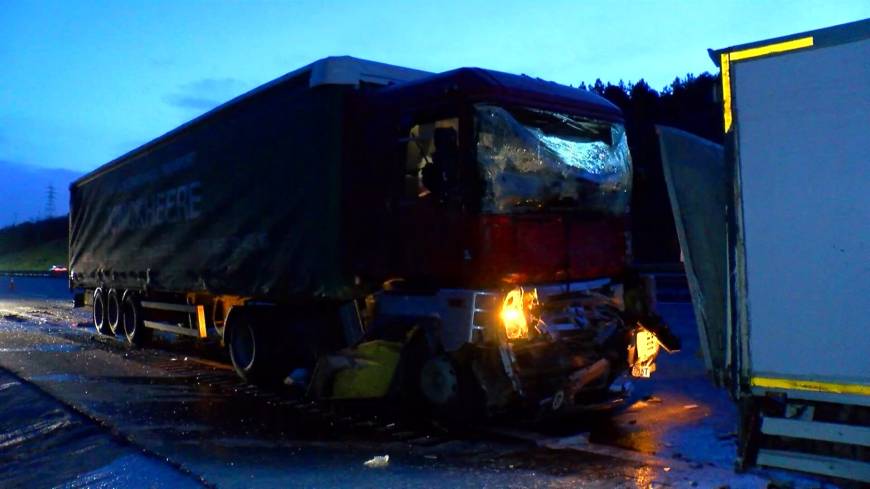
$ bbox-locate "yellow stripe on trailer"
[729,36,814,61]
[751,376,870,396]
[720,53,733,132]
[720,36,814,133]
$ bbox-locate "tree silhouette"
[581,72,722,264]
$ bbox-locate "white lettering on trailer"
[106,180,203,233]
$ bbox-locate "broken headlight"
[628,325,662,378]
[499,287,541,340]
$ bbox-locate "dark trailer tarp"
[70,57,430,300]
[70,80,351,298]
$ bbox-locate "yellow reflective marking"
[721,53,732,132]
[719,36,813,133]
[751,376,870,396]
[729,36,814,61]
[196,305,207,338]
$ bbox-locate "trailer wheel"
[106,289,121,335]
[93,288,112,335]
[226,314,284,386]
[121,293,151,347]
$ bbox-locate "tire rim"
[122,300,137,339]
[93,291,105,332]
[231,323,256,371]
[107,292,120,334]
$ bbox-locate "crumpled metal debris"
[363,455,390,468]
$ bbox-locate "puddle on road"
[59,453,201,489]
[0,312,27,322]
[28,373,88,383]
[0,418,72,449]
[0,370,199,488]
[34,343,84,353]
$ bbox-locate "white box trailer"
[659,18,870,482]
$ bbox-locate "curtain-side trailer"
[71,56,676,419]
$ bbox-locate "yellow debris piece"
[331,340,403,399]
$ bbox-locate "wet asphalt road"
[0,369,200,488]
[0,276,830,488]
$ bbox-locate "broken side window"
[403,118,460,200]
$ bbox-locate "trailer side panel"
[70,83,350,299]
[732,39,870,384]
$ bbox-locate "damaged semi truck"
[70,56,676,419]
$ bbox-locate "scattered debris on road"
[363,455,390,468]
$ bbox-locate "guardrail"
[0,271,66,278]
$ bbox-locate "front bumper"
[469,285,670,415]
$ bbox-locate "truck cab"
[353,68,630,288]
[333,67,673,415]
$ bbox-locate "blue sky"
[1,0,868,173]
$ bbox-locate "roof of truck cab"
[73,56,431,187]
[372,67,623,122]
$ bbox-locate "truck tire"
[121,293,152,347]
[399,339,485,425]
[419,355,459,407]
[226,314,284,386]
[93,288,112,335]
[420,354,484,425]
[106,289,121,335]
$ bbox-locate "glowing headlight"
[500,287,538,340]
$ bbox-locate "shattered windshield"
[475,104,631,215]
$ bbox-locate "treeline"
[581,73,723,264]
[0,216,67,256]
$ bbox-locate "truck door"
[395,115,471,285]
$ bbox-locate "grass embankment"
[0,238,67,271]
[0,216,68,271]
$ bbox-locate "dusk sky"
[2,1,868,174]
